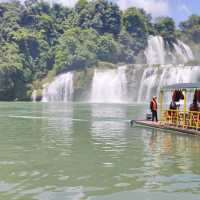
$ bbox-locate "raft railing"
[161,109,200,130]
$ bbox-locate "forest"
[0,0,200,100]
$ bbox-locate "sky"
[1,0,200,25]
[112,0,200,25]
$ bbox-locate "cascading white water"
[90,66,127,103]
[136,35,196,102]
[144,36,166,65]
[145,36,194,65]
[31,90,37,102]
[137,66,200,102]
[42,72,74,102]
[137,67,159,102]
[173,40,194,64]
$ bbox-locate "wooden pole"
[183,89,187,127]
[160,90,164,122]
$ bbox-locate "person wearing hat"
[150,96,158,122]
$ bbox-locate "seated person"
[189,99,200,127]
[189,99,199,112]
[168,101,177,122]
[170,101,177,110]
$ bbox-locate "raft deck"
[134,120,200,136]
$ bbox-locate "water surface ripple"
[0,102,200,200]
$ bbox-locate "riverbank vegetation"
[0,0,200,100]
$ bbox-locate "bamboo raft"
[133,120,200,136]
[133,83,200,137]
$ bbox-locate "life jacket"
[150,99,157,111]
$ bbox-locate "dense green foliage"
[154,17,176,46]
[180,15,200,43]
[0,0,199,100]
[77,0,121,35]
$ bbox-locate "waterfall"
[39,36,196,103]
[42,72,74,102]
[137,66,200,102]
[31,90,37,102]
[136,35,196,102]
[137,67,159,102]
[90,66,127,103]
[145,35,194,65]
[145,36,166,65]
[173,40,194,64]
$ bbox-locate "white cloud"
[116,0,169,17]
[178,3,191,15]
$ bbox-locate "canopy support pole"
[160,90,164,121]
[183,89,187,127]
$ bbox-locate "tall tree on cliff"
[154,16,176,46]
[77,0,121,35]
[180,15,200,43]
[122,7,153,56]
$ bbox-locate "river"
[0,102,200,200]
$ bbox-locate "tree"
[122,7,153,57]
[51,3,72,27]
[117,30,135,63]
[24,0,38,8]
[78,0,121,35]
[96,34,120,62]
[0,43,26,100]
[20,2,57,45]
[154,17,176,44]
[0,1,22,43]
[59,11,79,31]
[123,7,153,37]
[11,28,51,79]
[54,28,98,73]
[180,15,200,43]
[75,0,89,13]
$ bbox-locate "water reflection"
[41,103,73,147]
[64,103,146,197]
[141,128,200,192]
[91,104,128,152]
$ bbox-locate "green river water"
[0,102,200,200]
